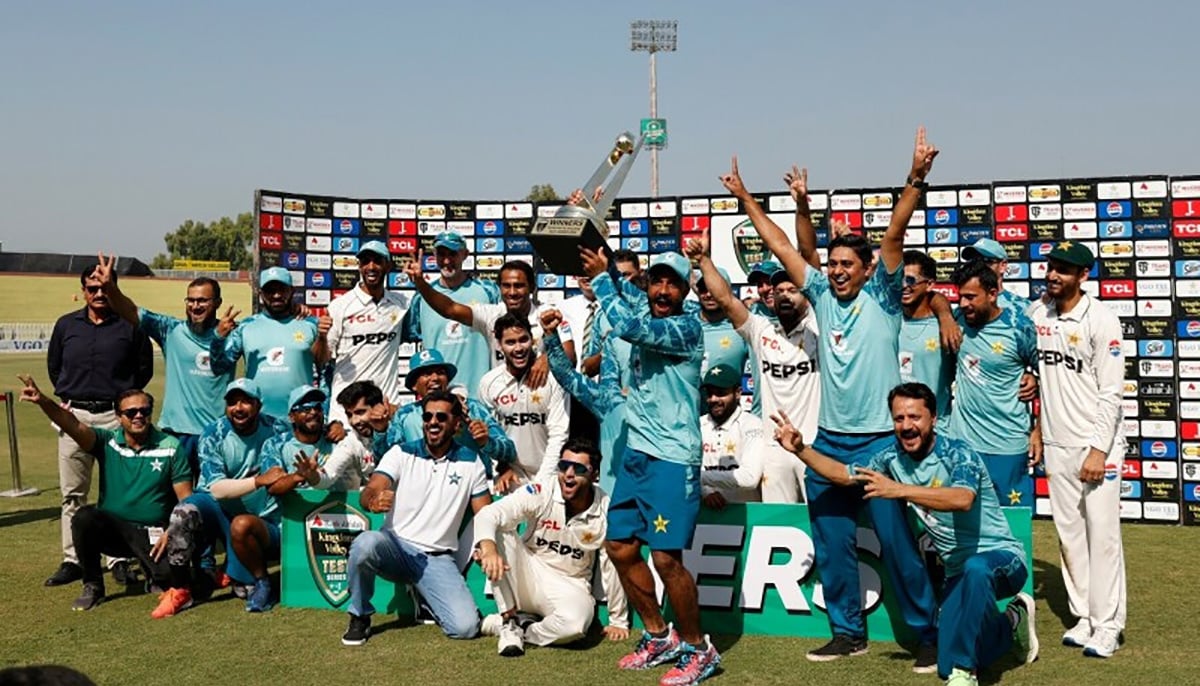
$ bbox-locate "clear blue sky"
[3,0,1198,260]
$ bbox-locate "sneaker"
[411,588,437,625]
[912,642,938,674]
[342,614,371,646]
[1062,618,1092,648]
[806,635,868,662]
[151,587,194,619]
[45,562,83,587]
[71,582,105,611]
[1083,627,1121,658]
[110,560,131,586]
[245,578,273,613]
[946,667,978,686]
[480,613,504,637]
[498,619,525,657]
[618,625,684,670]
[1008,592,1039,664]
[232,582,253,600]
[660,638,721,686]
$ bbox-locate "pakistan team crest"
[305,500,370,606]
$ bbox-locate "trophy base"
[529,211,610,277]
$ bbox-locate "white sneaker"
[1083,627,1121,658]
[1062,618,1092,648]
[480,613,503,637]
[498,619,525,657]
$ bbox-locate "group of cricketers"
[22,126,1129,686]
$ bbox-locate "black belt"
[66,400,114,413]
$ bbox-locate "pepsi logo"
[340,220,354,233]
[934,209,950,225]
[1150,441,1168,457]
[312,273,326,286]
[1106,201,1123,217]
[482,221,498,235]
[1189,321,1200,337]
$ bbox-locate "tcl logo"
[389,238,416,253]
[995,224,1028,241]
[1121,461,1141,479]
[930,283,959,302]
[259,231,283,249]
[1100,280,1135,298]
[1174,221,1200,237]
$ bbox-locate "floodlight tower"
[630,19,677,198]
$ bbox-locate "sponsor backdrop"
[256,177,1196,525]
[279,490,1033,640]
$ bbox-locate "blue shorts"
[978,452,1033,507]
[607,448,700,550]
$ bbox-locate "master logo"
[305,500,369,607]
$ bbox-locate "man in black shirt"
[44,261,153,587]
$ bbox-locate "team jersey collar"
[709,403,743,431]
[550,478,605,521]
[408,439,469,463]
[1050,292,1094,322]
[111,425,168,451]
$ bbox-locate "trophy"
[529,131,645,275]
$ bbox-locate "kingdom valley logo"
[731,219,769,275]
[305,501,369,607]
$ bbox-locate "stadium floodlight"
[630,20,677,197]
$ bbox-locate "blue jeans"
[347,530,480,639]
[184,492,279,585]
[938,549,1026,679]
[806,429,938,644]
[978,452,1033,507]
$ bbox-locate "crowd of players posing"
[23,128,1129,686]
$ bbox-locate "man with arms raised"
[580,247,720,686]
[210,267,327,420]
[19,378,193,617]
[720,131,938,666]
[401,231,501,395]
[687,231,814,503]
[479,314,569,491]
[772,382,1038,685]
[342,390,492,645]
[320,241,409,425]
[474,438,628,656]
[1030,241,1127,658]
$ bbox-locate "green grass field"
[0,278,1198,684]
[0,274,253,324]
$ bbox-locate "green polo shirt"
[87,427,191,526]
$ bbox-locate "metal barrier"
[0,391,38,497]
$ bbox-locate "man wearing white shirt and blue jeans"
[342,390,492,645]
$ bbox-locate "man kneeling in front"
[474,437,629,656]
[342,390,492,645]
[772,382,1038,686]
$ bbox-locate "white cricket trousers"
[1045,442,1127,633]
[493,531,594,646]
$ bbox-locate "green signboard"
[640,118,667,148]
[280,491,1033,641]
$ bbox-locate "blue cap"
[962,238,1007,262]
[694,266,730,290]
[287,385,326,412]
[224,378,262,401]
[405,349,459,390]
[747,260,782,283]
[259,266,293,288]
[647,252,692,285]
[702,363,742,389]
[357,240,391,261]
[433,232,468,252]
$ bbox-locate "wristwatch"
[906,175,928,191]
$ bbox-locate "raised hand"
[784,165,809,207]
[468,419,489,446]
[16,374,43,404]
[910,125,939,181]
[539,307,563,335]
[93,252,117,289]
[317,314,332,339]
[683,227,709,260]
[578,246,607,278]
[217,306,241,337]
[829,217,854,239]
[404,250,424,284]
[769,410,805,455]
[567,188,585,206]
[718,156,748,199]
[293,450,321,485]
[367,401,395,431]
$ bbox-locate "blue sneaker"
[245,577,273,613]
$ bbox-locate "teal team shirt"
[948,307,1038,454]
[802,263,904,434]
[701,317,749,377]
[899,314,954,434]
[858,436,1024,576]
[209,313,319,420]
[998,289,1033,316]
[196,414,286,522]
[139,308,233,436]
[592,273,703,466]
[403,277,500,397]
[260,432,336,482]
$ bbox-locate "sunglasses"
[422,411,451,422]
[120,406,152,419]
[901,276,932,289]
[557,459,591,476]
[291,401,323,414]
[84,286,103,294]
[184,297,214,305]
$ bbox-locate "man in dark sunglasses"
[18,377,192,616]
[259,385,349,493]
[44,257,153,588]
[473,438,628,657]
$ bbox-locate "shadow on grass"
[1034,557,1073,631]
[0,506,60,529]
